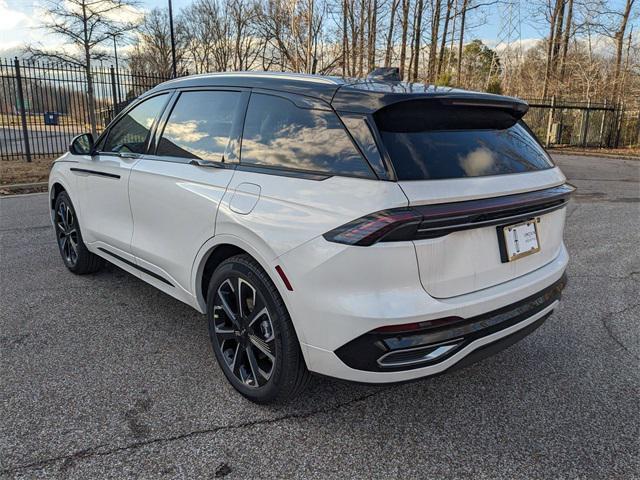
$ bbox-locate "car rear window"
[374,101,553,181]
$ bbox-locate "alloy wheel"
[55,200,79,266]
[212,276,276,388]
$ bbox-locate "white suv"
[49,72,572,403]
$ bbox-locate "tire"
[206,254,311,404]
[53,191,103,274]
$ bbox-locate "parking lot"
[1,154,638,479]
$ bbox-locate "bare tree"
[411,0,425,80]
[384,0,401,66]
[456,0,470,84]
[129,8,187,77]
[26,0,140,136]
[610,0,636,101]
[399,0,411,79]
[428,0,442,81]
[436,0,455,80]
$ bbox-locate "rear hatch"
[373,97,569,298]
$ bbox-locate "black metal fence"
[1,57,639,163]
[1,57,170,161]
[523,97,640,150]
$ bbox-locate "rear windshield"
[374,103,553,181]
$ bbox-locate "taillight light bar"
[321,209,422,247]
[323,183,575,246]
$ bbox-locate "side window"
[240,93,373,177]
[156,90,241,161]
[102,94,169,154]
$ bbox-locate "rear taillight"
[322,209,421,246]
[323,184,575,247]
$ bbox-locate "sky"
[0,0,634,59]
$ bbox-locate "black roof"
[147,71,528,115]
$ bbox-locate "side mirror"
[69,133,94,155]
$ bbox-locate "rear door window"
[156,90,242,161]
[240,93,374,178]
[374,101,553,181]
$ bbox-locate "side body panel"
[72,153,138,260]
[216,172,409,259]
[128,159,236,293]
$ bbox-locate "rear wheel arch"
[199,243,246,307]
[193,238,304,343]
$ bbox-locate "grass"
[0,156,55,195]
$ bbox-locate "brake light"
[322,209,421,246]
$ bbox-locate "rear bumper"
[294,245,568,383]
[335,274,565,373]
[305,300,559,384]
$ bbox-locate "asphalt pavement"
[1,154,639,479]
[0,127,78,157]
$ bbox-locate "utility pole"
[168,0,177,78]
[111,33,120,73]
[111,33,120,104]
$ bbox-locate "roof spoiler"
[374,96,530,132]
[438,96,529,118]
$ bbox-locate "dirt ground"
[0,156,54,194]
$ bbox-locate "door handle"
[118,152,139,159]
[189,159,224,168]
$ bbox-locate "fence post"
[636,108,640,146]
[614,102,623,148]
[110,66,118,120]
[545,96,556,148]
[14,57,32,163]
[581,99,591,147]
[598,99,607,147]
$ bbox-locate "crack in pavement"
[1,387,392,475]
[598,302,640,361]
[569,272,640,281]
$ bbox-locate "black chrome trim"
[69,168,120,179]
[236,164,332,181]
[98,248,173,287]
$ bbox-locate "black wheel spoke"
[215,329,237,343]
[233,346,246,377]
[246,347,264,386]
[217,282,241,329]
[247,296,267,328]
[57,204,66,229]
